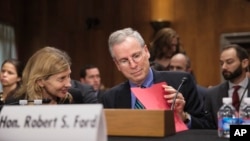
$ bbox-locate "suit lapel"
[247,78,250,97]
[115,82,132,108]
[217,82,229,107]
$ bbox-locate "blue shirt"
[129,68,154,109]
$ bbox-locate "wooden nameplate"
[104,109,175,137]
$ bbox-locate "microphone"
[5,99,51,105]
[171,77,188,110]
[41,98,51,104]
[0,99,52,111]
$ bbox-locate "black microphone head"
[42,98,51,104]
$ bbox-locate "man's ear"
[242,59,249,70]
[113,59,122,71]
[187,68,192,74]
[144,45,151,59]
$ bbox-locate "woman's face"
[163,36,179,58]
[39,67,72,99]
[171,37,178,53]
[0,62,20,88]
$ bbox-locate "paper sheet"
[131,82,188,132]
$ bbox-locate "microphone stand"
[171,77,187,110]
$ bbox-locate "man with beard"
[204,44,250,128]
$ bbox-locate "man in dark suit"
[79,64,106,102]
[205,44,250,128]
[101,27,206,129]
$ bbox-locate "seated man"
[205,44,250,129]
[79,64,106,102]
[101,27,208,129]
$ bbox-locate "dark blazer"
[197,84,208,101]
[67,87,84,104]
[101,69,205,128]
[204,80,250,128]
[96,90,106,103]
[70,80,98,103]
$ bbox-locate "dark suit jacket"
[197,84,208,101]
[101,69,205,128]
[204,80,250,128]
[70,80,98,103]
[67,87,84,104]
[96,90,106,103]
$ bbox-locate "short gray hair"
[108,27,145,57]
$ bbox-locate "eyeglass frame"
[114,48,145,67]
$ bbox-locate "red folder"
[131,82,188,132]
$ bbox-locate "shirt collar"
[228,76,249,89]
[129,68,154,88]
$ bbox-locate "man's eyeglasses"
[116,50,144,66]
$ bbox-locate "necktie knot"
[140,85,146,88]
[233,85,241,91]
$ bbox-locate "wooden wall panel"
[2,0,250,88]
[0,0,18,24]
[174,0,219,87]
[174,0,250,87]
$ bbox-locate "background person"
[168,53,208,101]
[80,64,106,102]
[205,44,250,129]
[70,79,98,103]
[0,58,24,104]
[149,27,185,70]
